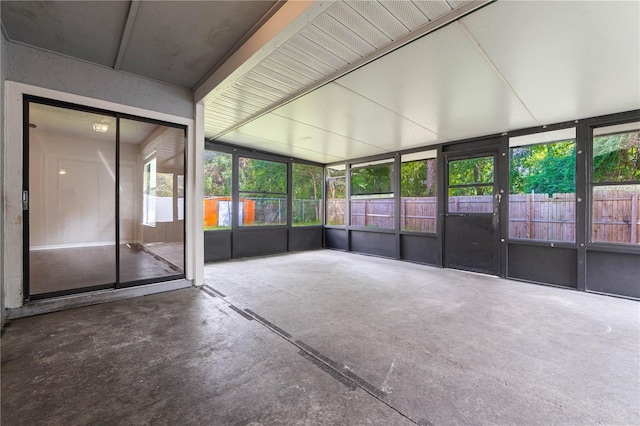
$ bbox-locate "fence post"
[631,192,638,244]
[364,199,368,227]
[525,194,532,239]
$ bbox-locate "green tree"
[510,141,575,195]
[351,164,393,195]
[593,133,639,182]
[401,159,437,197]
[203,151,232,197]
[239,157,286,193]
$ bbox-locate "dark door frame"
[23,95,187,301]
[441,137,503,276]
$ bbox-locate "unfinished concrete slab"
[204,250,640,425]
[1,288,412,425]
[2,249,639,425]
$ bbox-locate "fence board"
[327,191,639,245]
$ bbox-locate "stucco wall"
[7,42,194,119]
[3,41,198,311]
[1,31,7,325]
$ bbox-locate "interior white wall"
[28,130,138,249]
[4,78,197,310]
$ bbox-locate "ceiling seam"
[1,22,10,41]
[208,0,493,140]
[218,130,346,161]
[266,108,411,153]
[114,0,140,71]
[331,81,451,142]
[456,19,541,126]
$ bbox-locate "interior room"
[1,0,638,424]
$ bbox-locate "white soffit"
[461,0,640,124]
[203,0,484,142]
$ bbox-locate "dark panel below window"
[508,243,576,288]
[233,229,288,258]
[204,231,232,263]
[289,227,323,252]
[325,228,347,251]
[350,231,395,258]
[401,234,439,265]
[586,250,640,299]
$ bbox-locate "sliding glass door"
[24,98,185,299]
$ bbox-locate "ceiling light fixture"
[58,169,67,175]
[93,123,109,133]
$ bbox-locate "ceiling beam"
[194,0,334,105]
[114,0,140,71]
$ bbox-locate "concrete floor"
[2,250,639,425]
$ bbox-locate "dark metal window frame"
[587,114,640,252]
[23,95,188,301]
[506,125,578,245]
[204,140,325,234]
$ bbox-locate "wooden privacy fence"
[326,190,640,244]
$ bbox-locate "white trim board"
[3,81,200,309]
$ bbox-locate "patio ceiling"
[2,1,639,164]
[206,0,640,163]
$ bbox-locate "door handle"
[22,190,29,211]
[495,193,502,204]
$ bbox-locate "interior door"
[444,153,500,275]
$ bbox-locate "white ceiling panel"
[271,82,443,152]
[219,131,345,164]
[228,113,387,162]
[461,1,640,124]
[336,22,539,142]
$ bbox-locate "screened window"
[350,159,394,229]
[447,156,494,214]
[401,151,437,233]
[292,163,323,226]
[325,165,346,226]
[203,151,232,230]
[509,128,576,242]
[591,122,640,245]
[238,157,287,226]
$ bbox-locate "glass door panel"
[444,153,500,275]
[118,119,185,285]
[27,102,117,296]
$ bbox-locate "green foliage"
[293,164,322,200]
[326,167,346,199]
[239,157,286,193]
[351,164,393,195]
[155,173,174,197]
[593,132,640,183]
[401,159,437,197]
[293,164,323,225]
[448,157,493,186]
[510,141,575,195]
[204,151,232,197]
